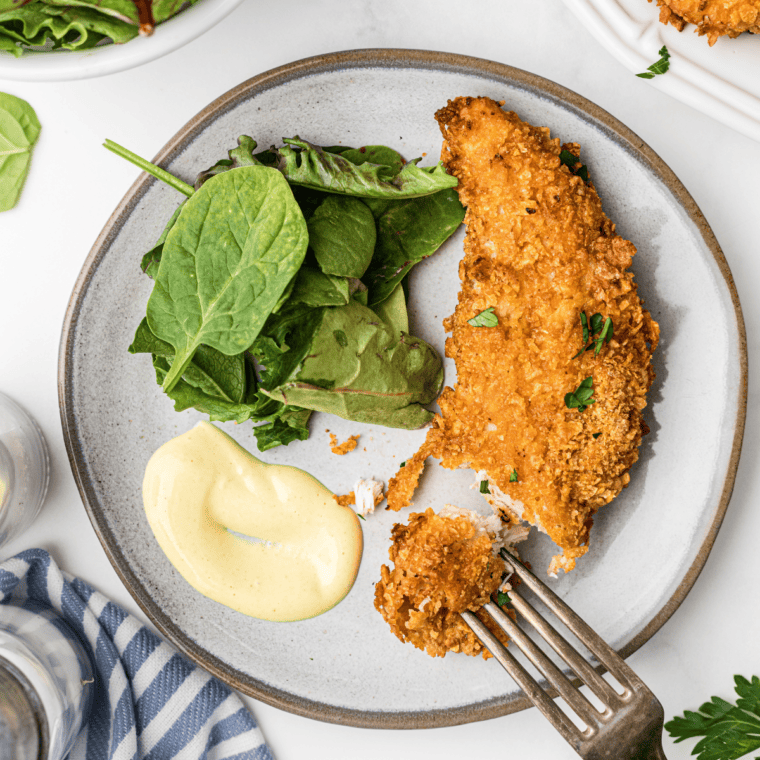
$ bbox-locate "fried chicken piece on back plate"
[387,97,659,576]
[652,0,760,44]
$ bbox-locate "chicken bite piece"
[387,97,659,576]
[652,0,760,44]
[374,506,528,658]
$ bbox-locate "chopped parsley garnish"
[559,149,589,182]
[637,46,671,79]
[565,376,595,412]
[468,307,498,328]
[479,480,490,494]
[495,590,511,607]
[665,675,760,760]
[573,312,613,359]
[400,461,406,467]
[356,513,366,521]
[509,470,518,482]
[593,432,602,439]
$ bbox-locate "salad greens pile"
[0,92,40,212]
[110,135,465,450]
[0,0,199,57]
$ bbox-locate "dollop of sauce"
[142,422,363,621]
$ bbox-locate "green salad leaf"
[364,187,465,306]
[307,194,376,278]
[147,166,309,393]
[277,137,458,199]
[0,92,40,212]
[254,299,443,428]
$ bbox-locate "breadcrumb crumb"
[329,433,360,455]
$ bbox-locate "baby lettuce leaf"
[252,405,311,451]
[365,187,465,306]
[339,145,405,175]
[373,281,409,335]
[255,299,443,428]
[0,92,40,212]
[307,194,376,278]
[277,137,457,199]
[146,166,308,393]
[193,135,270,190]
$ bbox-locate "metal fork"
[461,552,667,759]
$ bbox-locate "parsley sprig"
[479,480,490,494]
[573,311,613,359]
[666,675,760,760]
[637,46,671,79]
[468,307,498,327]
[565,376,595,412]
[559,149,589,182]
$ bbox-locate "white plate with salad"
[59,49,745,728]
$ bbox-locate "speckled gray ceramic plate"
[59,50,746,729]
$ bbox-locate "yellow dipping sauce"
[142,421,363,621]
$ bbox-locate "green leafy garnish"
[495,590,510,607]
[559,149,589,183]
[665,675,760,760]
[400,461,406,467]
[572,312,613,359]
[593,432,602,439]
[565,377,596,412]
[0,92,40,212]
[468,307,498,328]
[509,470,518,483]
[637,46,671,79]
[356,513,366,521]
[479,480,490,494]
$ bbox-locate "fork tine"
[460,610,584,746]
[501,552,642,690]
[507,590,627,708]
[481,602,608,729]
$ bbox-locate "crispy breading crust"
[374,508,510,658]
[651,0,760,44]
[387,97,659,576]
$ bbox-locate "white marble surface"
[1,1,759,758]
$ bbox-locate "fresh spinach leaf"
[277,137,458,199]
[129,318,246,404]
[364,187,465,306]
[288,268,350,307]
[307,194,376,278]
[146,165,309,393]
[0,92,40,212]
[257,299,443,429]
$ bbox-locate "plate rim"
[58,47,748,729]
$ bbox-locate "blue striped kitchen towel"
[0,548,274,760]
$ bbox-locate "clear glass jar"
[0,602,94,760]
[0,392,50,549]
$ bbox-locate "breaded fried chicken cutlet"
[387,97,659,577]
[374,505,529,658]
[652,0,760,44]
